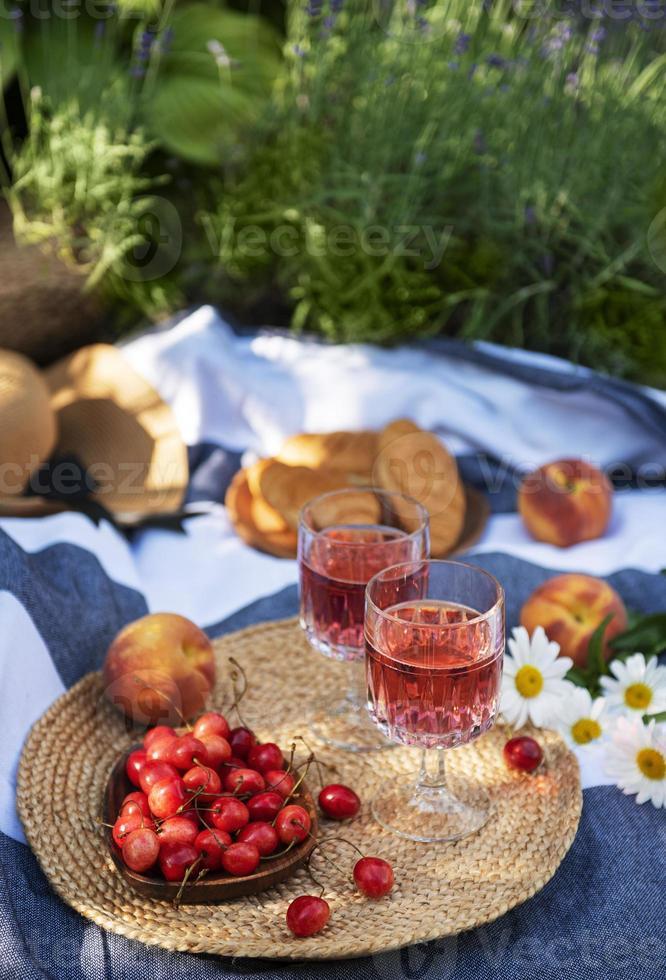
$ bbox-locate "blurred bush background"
[1,0,665,385]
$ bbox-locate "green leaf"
[565,666,591,691]
[610,613,666,659]
[144,5,282,165]
[587,613,614,682]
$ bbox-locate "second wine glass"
[298,488,429,752]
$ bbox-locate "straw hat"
[0,344,188,520]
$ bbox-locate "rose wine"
[299,525,422,661]
[366,600,503,748]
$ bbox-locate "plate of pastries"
[225,419,489,559]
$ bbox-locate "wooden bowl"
[104,748,318,903]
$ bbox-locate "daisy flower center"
[624,683,652,711]
[571,718,602,745]
[515,665,544,699]
[636,748,666,781]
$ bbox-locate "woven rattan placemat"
[17,617,582,960]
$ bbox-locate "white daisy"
[501,625,574,729]
[600,653,666,718]
[555,687,609,749]
[605,716,666,808]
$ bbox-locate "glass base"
[310,693,393,753]
[372,772,490,842]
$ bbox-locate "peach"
[520,573,628,668]
[518,458,612,547]
[103,613,215,725]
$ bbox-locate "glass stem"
[417,747,447,790]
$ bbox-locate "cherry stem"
[173,855,203,908]
[227,657,249,726]
[129,676,192,730]
[260,840,295,862]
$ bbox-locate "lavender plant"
[202,0,666,384]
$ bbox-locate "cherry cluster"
[116,712,312,884]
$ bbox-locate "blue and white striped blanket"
[1,307,665,980]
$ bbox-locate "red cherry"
[158,841,199,882]
[223,767,266,796]
[138,760,179,795]
[198,734,232,770]
[194,828,230,869]
[318,784,361,821]
[237,821,279,857]
[503,736,543,773]
[143,725,177,751]
[209,797,250,834]
[121,827,159,872]
[246,791,284,823]
[183,765,222,803]
[353,857,395,899]
[158,815,199,846]
[275,805,311,844]
[120,791,151,819]
[169,734,209,771]
[148,777,188,820]
[112,811,145,848]
[221,841,260,877]
[286,896,330,937]
[146,734,178,763]
[126,750,147,788]
[228,727,257,760]
[264,770,296,799]
[247,743,284,774]
[193,711,231,742]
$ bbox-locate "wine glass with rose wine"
[365,560,504,841]
[298,488,429,752]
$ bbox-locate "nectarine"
[518,459,612,547]
[103,613,215,725]
[520,573,627,668]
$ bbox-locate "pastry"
[277,430,377,484]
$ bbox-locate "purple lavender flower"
[11,7,23,32]
[473,130,487,154]
[161,27,174,54]
[454,32,471,56]
[292,43,306,58]
[94,21,105,43]
[524,205,537,227]
[586,25,606,55]
[486,53,505,69]
[330,0,344,10]
[565,71,580,94]
[307,0,323,16]
[542,252,555,276]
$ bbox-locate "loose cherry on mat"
[193,711,231,742]
[228,726,257,760]
[318,784,361,821]
[169,734,209,771]
[138,760,179,795]
[148,777,189,820]
[199,734,232,770]
[247,742,284,774]
[223,767,266,796]
[143,725,177,750]
[183,765,222,803]
[209,797,250,834]
[353,857,394,899]
[503,735,543,773]
[221,841,260,877]
[158,816,199,847]
[275,805,311,845]
[195,828,230,870]
[120,791,151,819]
[121,827,160,873]
[236,821,279,857]
[246,791,284,823]
[158,841,200,882]
[126,750,148,788]
[264,770,296,799]
[286,896,331,938]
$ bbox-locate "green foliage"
[145,4,282,165]
[199,1,666,381]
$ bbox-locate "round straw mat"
[17,617,582,961]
